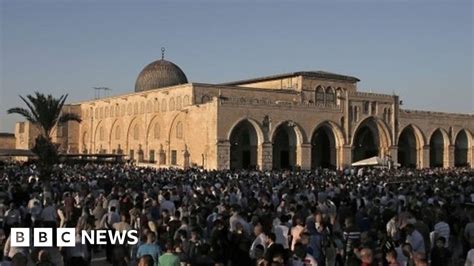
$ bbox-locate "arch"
[108,119,120,143]
[229,120,259,169]
[397,124,425,168]
[82,131,89,153]
[167,112,188,167]
[201,94,211,104]
[93,120,107,152]
[351,117,391,162]
[226,118,265,145]
[271,121,304,169]
[310,121,344,169]
[126,117,145,161]
[454,129,471,167]
[269,120,305,145]
[429,128,449,167]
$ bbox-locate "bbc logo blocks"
[11,228,76,247]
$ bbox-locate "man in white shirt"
[249,223,268,259]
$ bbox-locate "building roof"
[220,71,360,86]
[0,133,14,138]
[0,149,36,157]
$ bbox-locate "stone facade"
[0,133,15,150]
[14,66,474,170]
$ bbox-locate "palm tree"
[8,92,81,138]
[7,92,81,176]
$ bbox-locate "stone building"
[14,54,474,170]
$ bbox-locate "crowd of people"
[0,161,473,266]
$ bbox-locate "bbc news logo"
[11,228,139,247]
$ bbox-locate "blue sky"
[1,0,472,132]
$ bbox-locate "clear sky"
[1,0,472,133]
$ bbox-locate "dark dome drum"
[134,58,188,92]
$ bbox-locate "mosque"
[13,50,474,170]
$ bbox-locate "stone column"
[298,143,312,170]
[388,145,398,168]
[341,145,352,169]
[259,142,273,170]
[421,145,430,168]
[470,145,474,168]
[445,145,455,168]
[216,141,231,170]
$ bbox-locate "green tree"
[7,92,81,177]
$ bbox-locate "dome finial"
[161,47,165,60]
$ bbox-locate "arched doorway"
[398,127,418,168]
[272,123,298,170]
[229,120,258,169]
[429,129,445,167]
[352,119,384,162]
[455,130,469,167]
[311,125,337,169]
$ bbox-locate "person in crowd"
[0,162,472,266]
[430,236,451,266]
[136,232,161,265]
[158,241,180,266]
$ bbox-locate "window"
[202,95,211,103]
[130,149,134,160]
[115,125,121,140]
[363,102,370,114]
[176,96,182,110]
[133,124,139,140]
[161,99,167,112]
[154,123,160,139]
[146,101,152,113]
[316,86,325,103]
[169,98,175,111]
[326,87,335,104]
[371,101,377,115]
[176,122,183,139]
[138,149,144,162]
[354,107,359,122]
[19,122,25,133]
[183,95,190,106]
[171,150,177,165]
[149,150,155,163]
[154,100,160,112]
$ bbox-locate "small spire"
[161,47,165,60]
